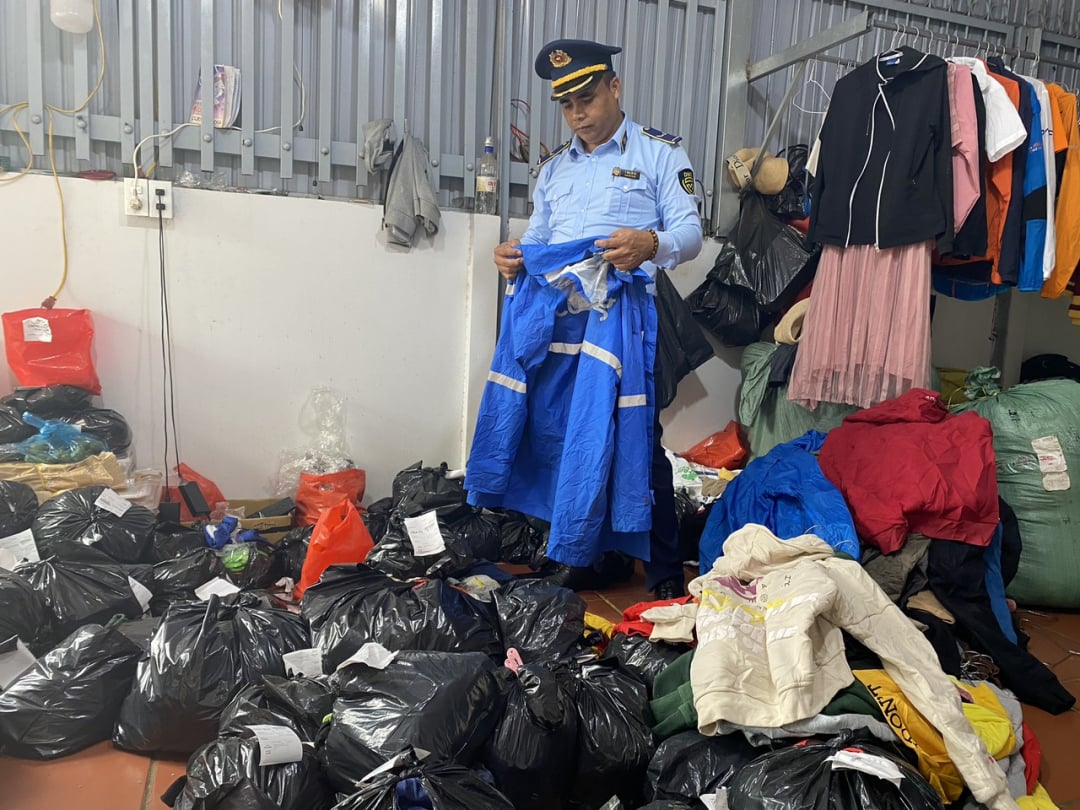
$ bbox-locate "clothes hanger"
[792,60,831,116]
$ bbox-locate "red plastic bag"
[162,463,227,521]
[2,308,101,394]
[295,468,365,526]
[681,421,748,469]
[294,499,373,599]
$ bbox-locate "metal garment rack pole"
[867,18,1039,61]
[748,10,872,81]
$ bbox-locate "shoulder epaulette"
[642,126,682,146]
[537,140,571,169]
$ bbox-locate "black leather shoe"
[653,577,686,601]
[539,562,602,591]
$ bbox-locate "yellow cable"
[43,110,69,307]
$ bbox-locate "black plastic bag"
[18,557,142,637]
[391,462,469,520]
[32,485,157,563]
[654,269,714,411]
[145,523,209,563]
[0,479,39,539]
[58,408,132,455]
[497,510,551,568]
[220,542,277,591]
[301,564,501,670]
[324,650,509,791]
[444,506,504,562]
[331,751,515,810]
[361,497,394,544]
[645,730,758,804]
[149,549,226,614]
[728,733,943,810]
[168,735,332,810]
[687,241,763,347]
[569,660,655,810]
[494,579,586,665]
[733,192,818,313]
[0,623,142,759]
[0,404,36,444]
[483,663,579,809]
[272,525,313,581]
[1,385,94,418]
[114,593,311,755]
[0,569,53,652]
[114,615,162,653]
[601,634,688,693]
[218,676,334,741]
[764,144,810,220]
[365,513,478,580]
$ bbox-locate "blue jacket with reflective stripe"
[465,237,657,566]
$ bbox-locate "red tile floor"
[2,565,1078,810]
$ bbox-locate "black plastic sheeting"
[687,241,764,348]
[391,462,469,520]
[569,660,656,810]
[169,735,332,810]
[324,650,509,792]
[497,511,550,568]
[331,752,515,810]
[0,480,39,541]
[58,409,132,454]
[144,523,209,564]
[0,623,142,759]
[272,525,313,582]
[494,579,586,666]
[218,676,334,742]
[601,634,688,693]
[645,730,758,804]
[1,386,94,418]
[17,557,142,637]
[365,514,479,580]
[301,564,501,671]
[148,549,225,615]
[653,269,714,411]
[32,485,157,564]
[0,404,36,445]
[114,593,311,755]
[483,663,579,810]
[0,570,53,652]
[728,734,944,810]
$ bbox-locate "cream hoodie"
[644,524,1018,810]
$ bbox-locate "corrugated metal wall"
[3,0,1079,222]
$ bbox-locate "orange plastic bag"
[295,468,366,526]
[162,463,227,521]
[294,499,373,599]
[2,308,101,394]
[681,421,748,469]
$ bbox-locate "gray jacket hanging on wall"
[382,131,441,247]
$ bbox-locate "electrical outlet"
[123,178,174,220]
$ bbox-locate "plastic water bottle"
[475,136,498,214]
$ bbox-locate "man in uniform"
[493,39,703,599]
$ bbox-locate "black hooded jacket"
[809,46,954,253]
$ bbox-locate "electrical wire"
[157,198,182,489]
[43,111,69,307]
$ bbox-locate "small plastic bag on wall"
[2,309,101,394]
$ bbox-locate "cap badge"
[549,49,572,68]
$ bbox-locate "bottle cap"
[484,136,495,148]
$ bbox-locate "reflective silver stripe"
[487,371,526,394]
[617,394,647,407]
[581,342,622,376]
[549,342,583,354]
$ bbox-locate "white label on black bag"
[403,510,446,556]
[194,577,241,600]
[0,639,36,689]
[282,648,324,677]
[128,576,153,612]
[94,488,132,517]
[22,317,52,343]
[248,725,303,766]
[335,642,397,672]
[0,529,40,569]
[827,750,905,786]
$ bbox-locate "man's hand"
[594,228,656,271]
[494,239,524,280]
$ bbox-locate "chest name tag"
[612,167,641,180]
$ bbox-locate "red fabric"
[612,596,694,638]
[1021,722,1042,793]
[819,389,999,553]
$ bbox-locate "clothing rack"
[867,19,1039,63]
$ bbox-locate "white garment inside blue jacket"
[465,237,657,566]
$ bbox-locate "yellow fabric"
[0,451,125,502]
[1043,85,1080,299]
[584,612,616,640]
[855,669,965,803]
[1017,784,1060,810]
[953,679,1017,759]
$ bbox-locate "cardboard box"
[183,497,295,542]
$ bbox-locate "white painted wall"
[0,173,501,501]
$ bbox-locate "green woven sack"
[955,379,1080,607]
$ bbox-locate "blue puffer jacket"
[465,237,657,566]
[699,430,859,572]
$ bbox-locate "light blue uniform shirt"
[520,115,704,275]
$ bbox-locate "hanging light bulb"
[50,0,95,34]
